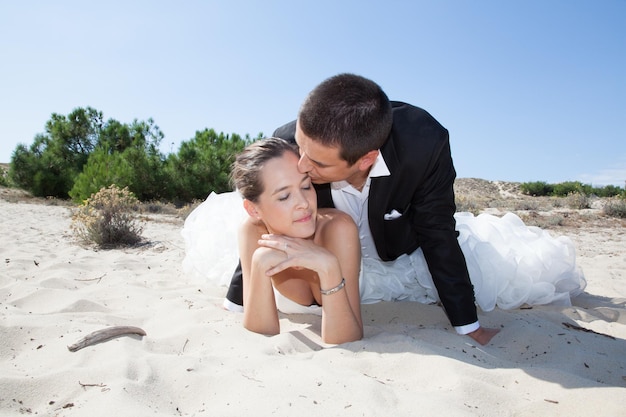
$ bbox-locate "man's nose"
[297,154,312,173]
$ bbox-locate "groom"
[226,73,499,345]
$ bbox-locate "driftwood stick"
[68,326,147,352]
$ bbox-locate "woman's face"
[252,151,317,238]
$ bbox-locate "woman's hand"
[257,234,339,278]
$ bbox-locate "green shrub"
[163,129,254,203]
[520,181,553,196]
[69,148,133,203]
[0,165,9,187]
[9,108,102,198]
[593,184,624,197]
[69,118,167,202]
[520,181,624,198]
[552,181,592,197]
[8,105,270,204]
[71,185,143,248]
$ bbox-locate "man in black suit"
[226,73,498,345]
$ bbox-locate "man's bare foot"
[467,326,500,345]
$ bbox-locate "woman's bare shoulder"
[316,208,357,234]
[317,208,354,222]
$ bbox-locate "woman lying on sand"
[230,137,363,344]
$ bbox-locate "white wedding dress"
[181,192,586,312]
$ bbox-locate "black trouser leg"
[225,260,244,306]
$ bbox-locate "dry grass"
[71,185,144,248]
[2,178,624,231]
[0,184,195,230]
[0,186,71,206]
[453,178,625,230]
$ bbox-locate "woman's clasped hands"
[257,233,339,278]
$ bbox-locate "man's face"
[294,122,361,184]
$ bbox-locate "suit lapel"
[368,134,398,247]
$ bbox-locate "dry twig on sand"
[67,326,147,352]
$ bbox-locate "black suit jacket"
[273,101,478,327]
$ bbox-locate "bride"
[184,137,363,344]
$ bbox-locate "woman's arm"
[315,210,363,343]
[259,210,363,344]
[238,217,281,335]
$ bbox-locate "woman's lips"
[295,213,312,223]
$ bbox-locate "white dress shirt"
[329,152,479,335]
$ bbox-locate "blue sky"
[1,1,625,186]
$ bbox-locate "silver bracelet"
[320,277,346,295]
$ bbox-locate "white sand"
[1,198,625,416]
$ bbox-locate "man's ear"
[243,199,261,219]
[357,150,379,171]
